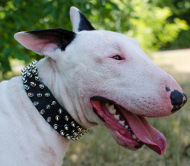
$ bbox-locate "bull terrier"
[0,6,187,166]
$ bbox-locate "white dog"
[0,7,187,166]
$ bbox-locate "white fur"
[0,7,185,166]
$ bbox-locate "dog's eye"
[112,55,122,60]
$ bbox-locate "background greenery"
[0,0,189,76]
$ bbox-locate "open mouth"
[90,96,167,155]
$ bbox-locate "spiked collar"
[21,60,88,141]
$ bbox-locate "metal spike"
[32,69,37,74]
[60,130,65,136]
[77,126,82,132]
[72,130,78,137]
[51,101,56,105]
[32,60,37,65]
[30,82,36,87]
[47,117,51,122]
[31,64,35,69]
[21,72,26,76]
[39,84,44,89]
[53,124,58,130]
[64,124,69,130]
[35,76,40,81]
[45,93,50,97]
[65,115,69,121]
[81,130,86,134]
[33,101,39,106]
[21,68,26,73]
[71,121,76,127]
[73,132,78,137]
[24,85,30,90]
[46,105,51,109]
[67,136,71,140]
[66,134,71,140]
[40,109,45,115]
[22,77,26,82]
[27,72,32,78]
[55,115,60,121]
[58,108,63,114]
[79,133,83,137]
[75,137,79,141]
[37,93,42,97]
[71,137,76,141]
[28,92,34,97]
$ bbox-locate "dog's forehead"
[76,30,138,47]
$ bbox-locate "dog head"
[14,7,187,155]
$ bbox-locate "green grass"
[63,50,190,166]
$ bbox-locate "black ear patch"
[26,28,76,51]
[78,11,95,31]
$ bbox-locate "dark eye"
[112,55,122,60]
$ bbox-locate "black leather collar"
[21,60,88,141]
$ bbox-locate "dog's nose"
[170,90,187,113]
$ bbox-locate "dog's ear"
[14,28,76,57]
[70,6,95,32]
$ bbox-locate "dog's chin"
[90,96,167,155]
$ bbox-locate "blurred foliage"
[150,0,190,50]
[0,0,189,75]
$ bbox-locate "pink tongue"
[124,111,167,155]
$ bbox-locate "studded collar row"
[21,60,88,141]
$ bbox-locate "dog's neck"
[20,58,94,165]
[36,58,96,128]
[22,60,88,141]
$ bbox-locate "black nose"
[170,90,187,113]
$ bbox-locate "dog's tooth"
[105,103,116,114]
[119,120,125,126]
[109,104,114,110]
[108,105,116,114]
[137,139,140,142]
[114,114,120,120]
[105,102,109,107]
[109,108,116,114]
[125,125,129,129]
[132,134,137,139]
